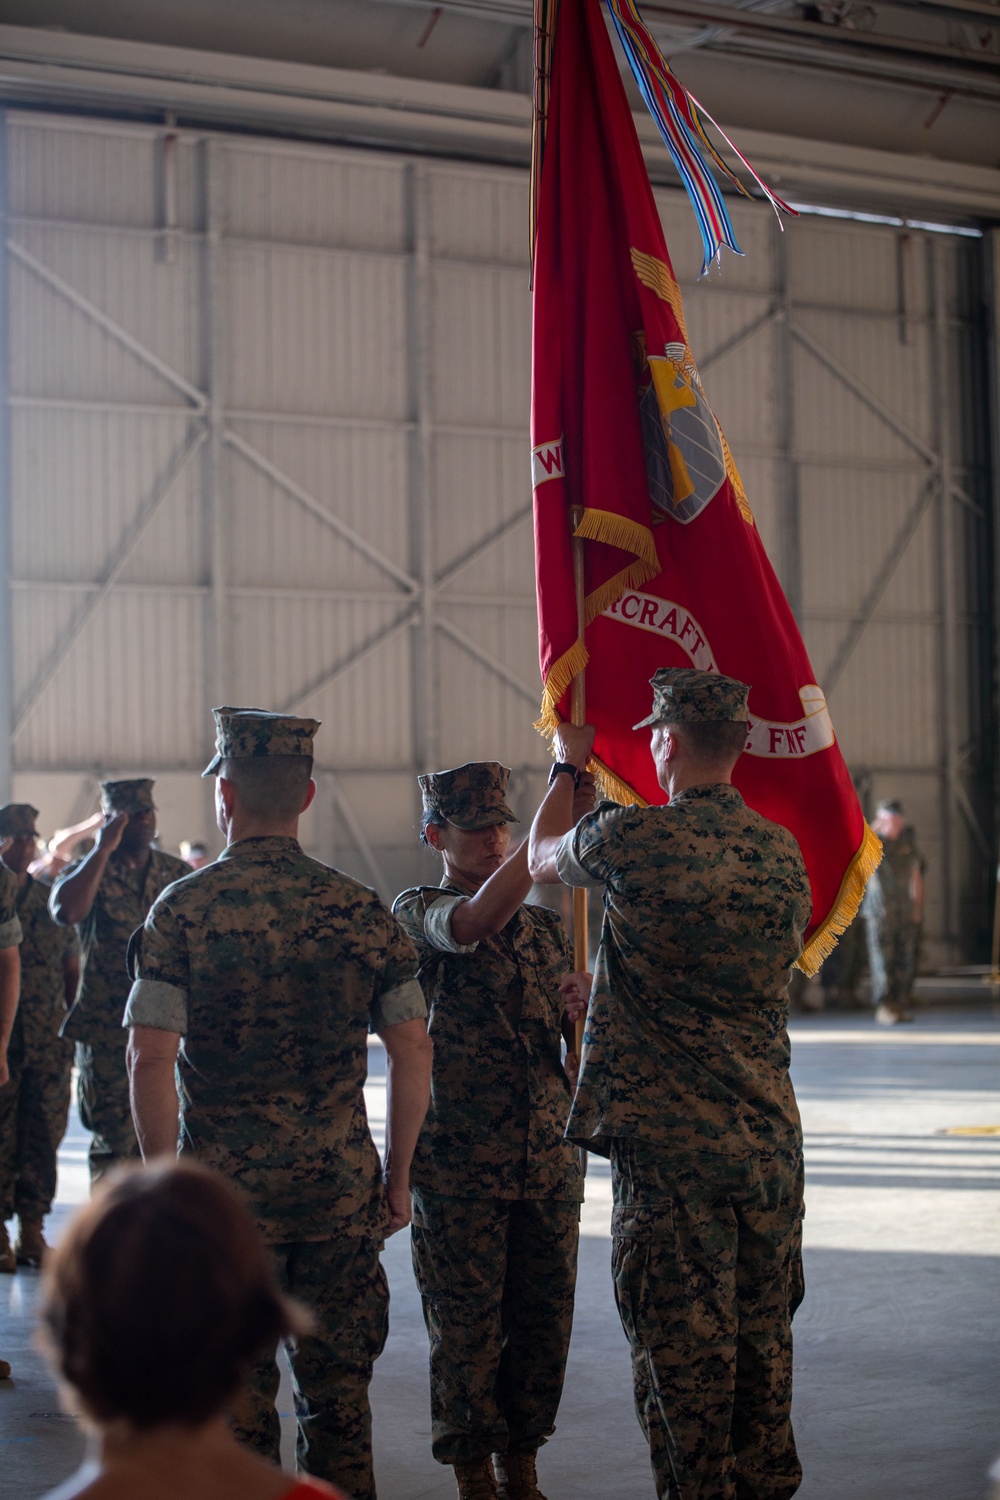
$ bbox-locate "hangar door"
[1,109,991,963]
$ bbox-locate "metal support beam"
[203,138,231,731]
[435,500,533,592]
[7,239,207,410]
[0,114,11,800]
[931,237,960,947]
[435,616,540,707]
[12,422,207,739]
[225,430,419,596]
[408,161,439,775]
[790,316,980,515]
[327,768,390,899]
[279,610,419,717]
[773,222,801,620]
[821,477,938,695]
[699,302,781,375]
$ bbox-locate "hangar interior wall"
[2,109,993,964]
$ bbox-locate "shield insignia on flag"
[638,341,727,525]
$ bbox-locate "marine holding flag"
[530,0,880,976]
[528,0,883,1495]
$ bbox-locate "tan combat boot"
[453,1457,498,1500]
[0,1223,15,1274]
[504,1450,548,1500]
[15,1217,48,1268]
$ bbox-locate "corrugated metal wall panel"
[225,242,408,418]
[428,165,528,266]
[12,408,204,587]
[4,114,990,961]
[798,466,936,618]
[14,590,205,767]
[229,595,414,767]
[431,263,531,428]
[432,432,532,593]
[224,142,406,252]
[10,225,203,401]
[224,421,411,590]
[8,116,200,231]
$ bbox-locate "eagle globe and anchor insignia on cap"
[202,708,321,777]
[419,762,519,832]
[633,667,750,728]
[100,779,157,815]
[0,803,39,838]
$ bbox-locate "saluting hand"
[95,812,129,854]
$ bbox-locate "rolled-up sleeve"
[369,906,425,1035]
[124,977,189,1033]
[371,977,427,1032]
[0,868,21,948]
[124,900,190,1034]
[423,892,478,954]
[555,831,603,889]
[556,802,629,889]
[0,914,22,949]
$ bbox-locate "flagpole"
[570,506,588,1060]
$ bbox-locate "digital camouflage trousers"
[410,1189,580,1466]
[75,1039,141,1186]
[234,1231,389,1500]
[0,1036,72,1220]
[864,914,919,1011]
[610,1140,805,1500]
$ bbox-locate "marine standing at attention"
[861,798,925,1025]
[49,779,189,1185]
[0,804,79,1269]
[529,669,812,1500]
[393,761,592,1500]
[125,708,433,1500]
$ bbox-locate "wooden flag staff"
[570,505,588,1061]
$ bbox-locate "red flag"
[531,0,880,973]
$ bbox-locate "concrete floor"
[2,1006,999,1498]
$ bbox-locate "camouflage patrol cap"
[100,778,156,815]
[202,707,321,777]
[419,761,519,832]
[0,803,39,837]
[633,667,750,728]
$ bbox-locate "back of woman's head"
[39,1160,307,1430]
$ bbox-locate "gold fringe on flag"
[795,823,883,977]
[571,507,659,569]
[591,753,646,808]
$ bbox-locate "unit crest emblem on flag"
[635,333,726,527]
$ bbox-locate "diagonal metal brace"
[8,239,208,411]
[821,476,937,696]
[12,423,207,739]
[435,615,540,706]
[225,430,420,597]
[279,608,419,716]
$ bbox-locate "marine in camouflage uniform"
[393,762,584,1500]
[125,708,431,1500]
[0,847,23,1274]
[530,670,812,1500]
[0,804,78,1268]
[49,778,189,1185]
[861,799,924,1025]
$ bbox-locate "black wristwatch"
[549,761,581,789]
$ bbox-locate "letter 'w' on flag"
[530,0,881,974]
